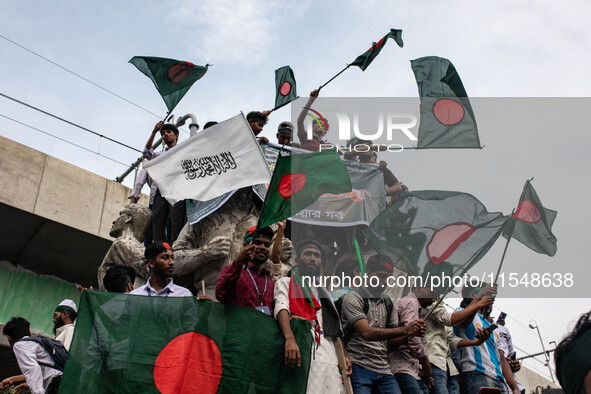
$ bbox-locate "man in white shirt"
[53,299,77,351]
[0,300,77,391]
[2,317,63,394]
[130,241,193,297]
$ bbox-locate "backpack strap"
[381,294,394,324]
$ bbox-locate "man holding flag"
[143,121,186,244]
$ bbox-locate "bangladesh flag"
[350,29,404,71]
[60,291,312,393]
[503,180,557,256]
[129,56,209,113]
[274,66,298,110]
[258,150,352,229]
[410,56,481,149]
[363,191,509,277]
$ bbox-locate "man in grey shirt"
[341,254,426,394]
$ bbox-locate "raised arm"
[451,298,493,326]
[297,89,319,143]
[215,244,254,303]
[145,121,164,152]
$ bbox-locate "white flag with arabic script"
[144,114,271,204]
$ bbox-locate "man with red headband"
[341,254,426,394]
[129,241,192,297]
[215,226,276,315]
[274,239,349,394]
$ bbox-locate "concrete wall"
[0,135,146,240]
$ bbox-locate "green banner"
[0,263,79,335]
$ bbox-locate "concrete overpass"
[0,135,145,379]
[0,135,144,286]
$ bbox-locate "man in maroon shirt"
[215,226,276,316]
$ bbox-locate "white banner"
[144,114,271,204]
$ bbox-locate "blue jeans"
[394,373,429,394]
[430,364,449,394]
[428,364,460,394]
[461,371,507,394]
[447,373,460,394]
[351,364,401,394]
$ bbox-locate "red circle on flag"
[154,332,222,394]
[168,62,192,84]
[278,173,307,198]
[279,81,292,96]
[433,99,464,125]
[426,222,475,265]
[514,200,541,223]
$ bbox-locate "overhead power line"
[0,32,162,119]
[0,33,190,135]
[0,113,130,167]
[0,92,141,153]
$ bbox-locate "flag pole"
[494,236,512,284]
[251,150,283,243]
[423,295,446,320]
[494,208,515,284]
[319,64,352,90]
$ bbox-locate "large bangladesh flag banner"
[60,291,312,393]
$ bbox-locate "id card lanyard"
[244,265,268,306]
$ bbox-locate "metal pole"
[516,348,556,361]
[530,320,555,382]
[115,138,162,183]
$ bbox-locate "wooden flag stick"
[319,64,352,90]
[201,280,206,296]
[335,338,353,394]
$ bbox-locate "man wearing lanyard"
[130,241,193,297]
[215,226,275,315]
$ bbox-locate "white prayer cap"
[55,299,77,313]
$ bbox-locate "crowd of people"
[2,90,588,394]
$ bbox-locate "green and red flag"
[363,191,509,277]
[350,29,404,71]
[274,65,298,110]
[129,56,209,113]
[258,150,352,229]
[410,56,481,149]
[503,180,557,256]
[60,291,312,394]
[289,268,321,320]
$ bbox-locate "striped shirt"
[453,309,504,382]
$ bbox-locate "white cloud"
[164,0,312,65]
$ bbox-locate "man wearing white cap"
[53,299,77,351]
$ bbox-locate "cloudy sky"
[1,0,590,380]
